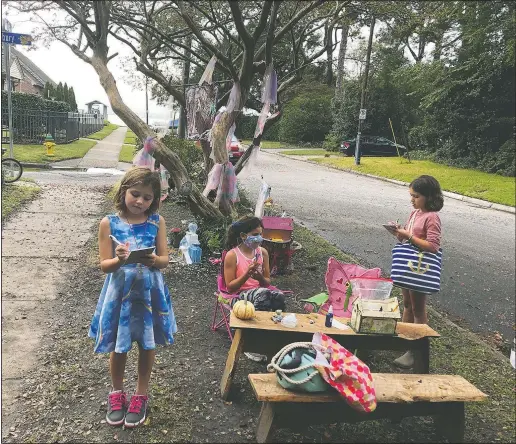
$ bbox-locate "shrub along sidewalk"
[277,150,515,207]
[85,122,119,141]
[3,139,96,164]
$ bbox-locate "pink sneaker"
[124,394,149,428]
[106,390,127,426]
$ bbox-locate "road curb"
[268,151,515,215]
[21,162,51,169]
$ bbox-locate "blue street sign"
[2,32,32,46]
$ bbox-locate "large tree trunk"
[90,55,223,221]
[178,35,192,139]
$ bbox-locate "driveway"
[238,151,516,340]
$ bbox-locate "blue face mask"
[243,234,263,249]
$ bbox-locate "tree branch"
[228,0,253,47]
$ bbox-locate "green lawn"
[119,144,137,163]
[123,129,138,145]
[242,140,285,149]
[86,122,120,140]
[5,139,97,163]
[282,149,333,156]
[310,156,515,206]
[1,182,41,220]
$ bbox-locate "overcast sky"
[3,6,173,126]
[2,5,371,127]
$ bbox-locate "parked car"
[339,136,407,157]
[228,136,244,165]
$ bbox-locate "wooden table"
[220,311,440,400]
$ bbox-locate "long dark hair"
[114,167,161,215]
[410,175,444,212]
[225,215,264,249]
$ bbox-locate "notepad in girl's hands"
[124,247,156,265]
[382,224,398,235]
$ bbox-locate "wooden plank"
[248,373,487,403]
[230,311,439,340]
[220,328,244,401]
[256,402,275,444]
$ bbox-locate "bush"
[1,91,71,113]
[278,84,333,144]
[235,114,279,141]
[323,133,341,152]
[161,135,204,184]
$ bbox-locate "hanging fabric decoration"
[185,84,218,140]
[132,136,170,202]
[185,57,219,140]
[225,82,241,114]
[254,101,270,139]
[198,55,217,86]
[214,161,239,212]
[254,63,278,140]
[202,163,224,197]
[133,136,157,169]
[261,63,277,104]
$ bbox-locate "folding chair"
[210,250,292,341]
[210,251,240,341]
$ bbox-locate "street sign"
[359,108,367,120]
[2,32,33,45]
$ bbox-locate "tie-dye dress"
[89,213,177,353]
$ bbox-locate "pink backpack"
[320,257,382,318]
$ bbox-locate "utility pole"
[355,15,376,166]
[2,18,14,157]
[145,76,149,125]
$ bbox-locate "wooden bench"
[221,312,440,400]
[248,373,487,443]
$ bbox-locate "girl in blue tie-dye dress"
[89,167,177,428]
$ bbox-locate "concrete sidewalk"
[77,126,127,169]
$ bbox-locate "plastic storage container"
[349,277,394,301]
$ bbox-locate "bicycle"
[1,148,23,184]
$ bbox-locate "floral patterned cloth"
[88,213,177,353]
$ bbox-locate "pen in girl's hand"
[109,235,123,246]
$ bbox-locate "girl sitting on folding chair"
[224,216,286,313]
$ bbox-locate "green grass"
[123,129,138,145]
[242,140,285,149]
[310,156,515,207]
[282,149,333,156]
[1,182,41,220]
[5,139,97,163]
[85,122,119,140]
[119,144,137,163]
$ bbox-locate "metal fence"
[1,108,104,144]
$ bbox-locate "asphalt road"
[238,151,516,340]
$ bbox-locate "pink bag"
[313,332,376,413]
[321,257,382,318]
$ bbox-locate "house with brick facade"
[1,46,56,96]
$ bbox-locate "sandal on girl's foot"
[393,351,414,369]
[106,390,127,426]
[124,394,148,428]
[244,352,267,363]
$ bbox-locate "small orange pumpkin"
[233,294,255,320]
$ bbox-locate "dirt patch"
[1,193,514,443]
